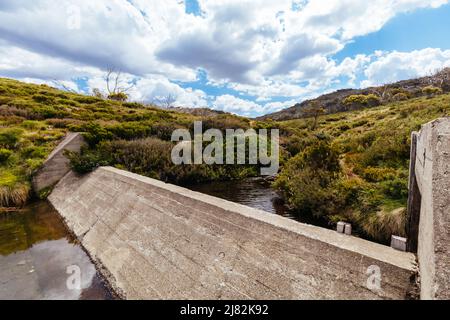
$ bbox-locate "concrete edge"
[44,132,81,164]
[100,166,417,272]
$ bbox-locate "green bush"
[361,167,397,182]
[380,178,408,200]
[107,92,128,102]
[422,86,443,97]
[21,120,45,130]
[73,96,102,104]
[21,145,47,159]
[32,94,55,104]
[392,93,409,101]
[0,128,22,148]
[366,94,382,107]
[343,94,381,109]
[82,122,113,146]
[65,148,111,174]
[274,139,341,218]
[34,105,70,119]
[0,148,12,163]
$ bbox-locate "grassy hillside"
[1,76,449,244]
[274,93,450,243]
[0,78,253,208]
[259,68,450,121]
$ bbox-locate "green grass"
[275,93,450,243]
[1,76,449,244]
[0,77,251,207]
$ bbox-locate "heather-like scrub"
[68,137,259,185]
[1,76,449,244]
[276,92,450,242]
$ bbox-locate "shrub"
[32,94,55,104]
[82,122,113,146]
[108,122,152,140]
[34,105,70,119]
[392,93,409,101]
[65,148,111,174]
[122,102,143,109]
[361,167,397,182]
[422,86,443,97]
[46,118,79,128]
[0,128,22,148]
[105,138,173,178]
[107,92,128,102]
[21,145,47,159]
[74,96,102,104]
[343,94,381,109]
[21,120,45,130]
[380,178,409,200]
[0,148,12,163]
[366,94,382,107]
[274,139,341,218]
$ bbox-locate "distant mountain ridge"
[257,68,450,121]
[166,107,228,117]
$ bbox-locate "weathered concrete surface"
[413,117,450,300]
[32,132,85,194]
[49,167,417,300]
[406,132,421,252]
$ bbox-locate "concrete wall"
[32,132,85,194]
[49,167,417,300]
[412,117,450,300]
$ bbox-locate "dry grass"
[0,183,30,207]
[361,207,406,243]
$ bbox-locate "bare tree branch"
[153,94,177,109]
[51,79,77,93]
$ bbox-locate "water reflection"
[187,177,300,219]
[0,201,112,300]
[187,177,330,227]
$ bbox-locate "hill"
[259,68,450,121]
[0,78,252,208]
[274,91,449,243]
[1,76,449,244]
[167,107,228,117]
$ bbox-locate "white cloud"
[293,0,448,40]
[362,48,450,86]
[0,0,449,116]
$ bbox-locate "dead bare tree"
[434,67,450,89]
[105,68,135,101]
[51,79,77,93]
[152,94,177,109]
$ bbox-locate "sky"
[1,1,450,117]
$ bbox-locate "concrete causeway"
[49,167,417,299]
[42,117,450,300]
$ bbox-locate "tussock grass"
[0,183,30,207]
[361,208,406,243]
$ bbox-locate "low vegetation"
[1,75,449,244]
[275,92,450,243]
[0,77,254,207]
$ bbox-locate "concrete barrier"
[49,167,417,300]
[407,117,450,300]
[32,132,85,194]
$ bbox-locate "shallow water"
[0,201,113,300]
[186,176,328,226]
